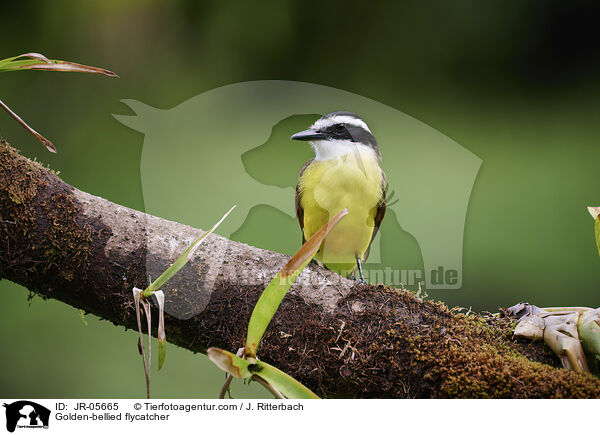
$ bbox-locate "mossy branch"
[1,140,599,398]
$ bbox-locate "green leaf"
[0,53,49,69]
[206,348,319,399]
[255,360,320,399]
[0,53,117,76]
[243,258,309,361]
[141,205,236,298]
[578,308,600,361]
[596,216,600,256]
[206,347,253,379]
[244,209,348,360]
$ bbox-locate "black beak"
[290,129,327,141]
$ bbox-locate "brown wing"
[363,169,387,261]
[295,159,314,245]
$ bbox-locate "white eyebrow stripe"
[312,116,372,133]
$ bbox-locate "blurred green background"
[1,0,599,398]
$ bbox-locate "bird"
[291,111,386,281]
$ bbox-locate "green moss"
[0,140,96,285]
[0,141,45,205]
[326,284,600,398]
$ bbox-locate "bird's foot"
[354,256,367,285]
[352,275,367,286]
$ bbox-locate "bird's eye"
[335,124,345,131]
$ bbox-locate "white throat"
[311,140,375,162]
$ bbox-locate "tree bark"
[1,140,599,398]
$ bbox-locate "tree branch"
[1,140,599,398]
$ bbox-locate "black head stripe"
[323,123,353,141]
[346,125,377,148]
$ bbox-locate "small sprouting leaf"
[244,209,348,360]
[154,290,166,370]
[255,360,320,399]
[206,347,253,379]
[141,205,236,298]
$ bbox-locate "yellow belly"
[299,150,383,276]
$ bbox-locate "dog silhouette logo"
[3,401,50,432]
[114,80,481,313]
